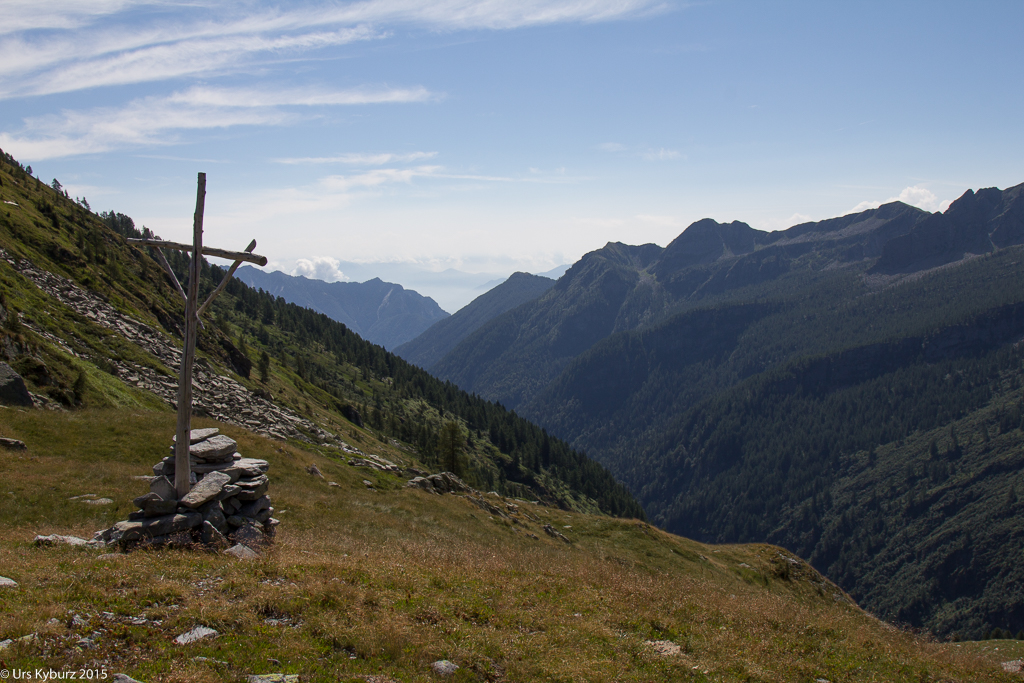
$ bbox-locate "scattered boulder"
[174,626,218,645]
[645,640,681,656]
[0,576,17,588]
[247,675,299,683]
[112,675,145,683]
[431,660,459,676]
[0,437,27,450]
[0,362,33,406]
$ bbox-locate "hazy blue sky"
[2,1,1022,310]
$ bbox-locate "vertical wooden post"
[173,173,206,498]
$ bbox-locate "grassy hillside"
[0,149,639,519]
[0,407,1020,682]
[526,247,1024,638]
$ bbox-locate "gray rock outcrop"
[405,472,470,495]
[0,362,32,406]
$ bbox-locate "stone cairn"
[96,428,276,553]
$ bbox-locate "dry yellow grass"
[0,408,1016,681]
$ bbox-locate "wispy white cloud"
[1,1,670,98]
[0,0,147,35]
[0,85,435,160]
[0,26,384,98]
[319,166,444,192]
[292,256,349,282]
[276,151,438,165]
[598,141,683,161]
[641,147,681,161]
[852,185,951,214]
[170,85,434,107]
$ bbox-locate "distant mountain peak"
[235,267,446,350]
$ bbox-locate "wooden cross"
[127,173,268,498]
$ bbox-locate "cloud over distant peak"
[292,256,349,282]
[852,185,952,214]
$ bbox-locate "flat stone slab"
[34,534,88,547]
[184,434,237,461]
[149,475,176,501]
[172,427,220,444]
[0,576,17,587]
[199,461,263,482]
[180,471,232,509]
[224,544,259,559]
[112,512,202,543]
[174,626,218,645]
[235,474,269,490]
[247,675,299,683]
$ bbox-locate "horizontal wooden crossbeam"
[127,237,268,266]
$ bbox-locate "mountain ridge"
[426,183,1024,637]
[394,271,555,370]
[235,265,449,351]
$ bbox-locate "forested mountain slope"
[235,265,448,350]
[0,149,641,520]
[394,271,554,370]
[432,183,1024,637]
[431,201,933,406]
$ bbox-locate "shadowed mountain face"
[235,267,448,350]
[394,271,555,370]
[431,199,940,407]
[427,183,1024,637]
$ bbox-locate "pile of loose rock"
[95,428,276,553]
